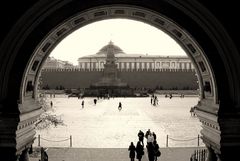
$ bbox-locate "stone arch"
[25,5,215,103]
[0,0,239,160]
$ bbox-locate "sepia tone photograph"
[0,1,239,161]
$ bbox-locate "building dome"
[96,41,125,55]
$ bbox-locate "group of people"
[150,95,158,106]
[190,106,196,116]
[165,94,173,99]
[128,129,161,161]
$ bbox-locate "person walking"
[136,141,144,161]
[41,147,48,161]
[81,100,84,108]
[147,132,154,145]
[146,142,155,161]
[94,99,97,105]
[153,140,161,161]
[128,142,136,161]
[145,129,151,140]
[152,132,156,141]
[138,130,144,147]
[118,102,122,111]
[50,101,53,108]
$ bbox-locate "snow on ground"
[33,95,203,148]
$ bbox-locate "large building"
[43,56,75,69]
[44,41,195,71]
[77,41,195,71]
[41,41,198,90]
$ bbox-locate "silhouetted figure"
[136,141,144,161]
[146,142,155,161]
[190,107,194,116]
[128,142,136,161]
[147,132,154,145]
[145,129,151,139]
[152,132,156,141]
[118,102,122,111]
[41,147,48,161]
[153,140,161,161]
[138,130,144,147]
[50,101,53,107]
[81,100,84,108]
[94,99,97,105]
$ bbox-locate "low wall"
[40,69,198,90]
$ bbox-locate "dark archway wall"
[0,0,240,160]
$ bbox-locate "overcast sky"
[50,19,186,65]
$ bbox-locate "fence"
[37,135,72,147]
[36,134,203,148]
[190,148,208,161]
[166,134,203,147]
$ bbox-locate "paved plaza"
[30,147,205,161]
[33,95,203,148]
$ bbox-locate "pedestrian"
[136,141,144,161]
[138,130,144,147]
[50,101,53,107]
[41,147,48,161]
[153,140,161,161]
[152,132,156,141]
[190,107,194,116]
[169,93,172,99]
[81,100,84,108]
[94,99,97,105]
[145,129,151,139]
[118,102,122,111]
[155,96,158,105]
[146,142,155,161]
[128,142,136,161]
[147,132,154,145]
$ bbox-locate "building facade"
[43,56,75,69]
[77,41,195,71]
[41,41,198,90]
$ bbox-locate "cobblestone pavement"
[33,95,203,148]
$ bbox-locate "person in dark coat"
[153,140,161,161]
[146,142,155,161]
[94,99,97,105]
[128,142,136,161]
[41,147,48,161]
[138,130,144,147]
[81,100,84,108]
[118,102,122,111]
[152,132,156,141]
[145,129,151,139]
[136,141,144,161]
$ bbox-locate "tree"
[35,95,64,130]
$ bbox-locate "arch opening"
[34,18,203,150]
